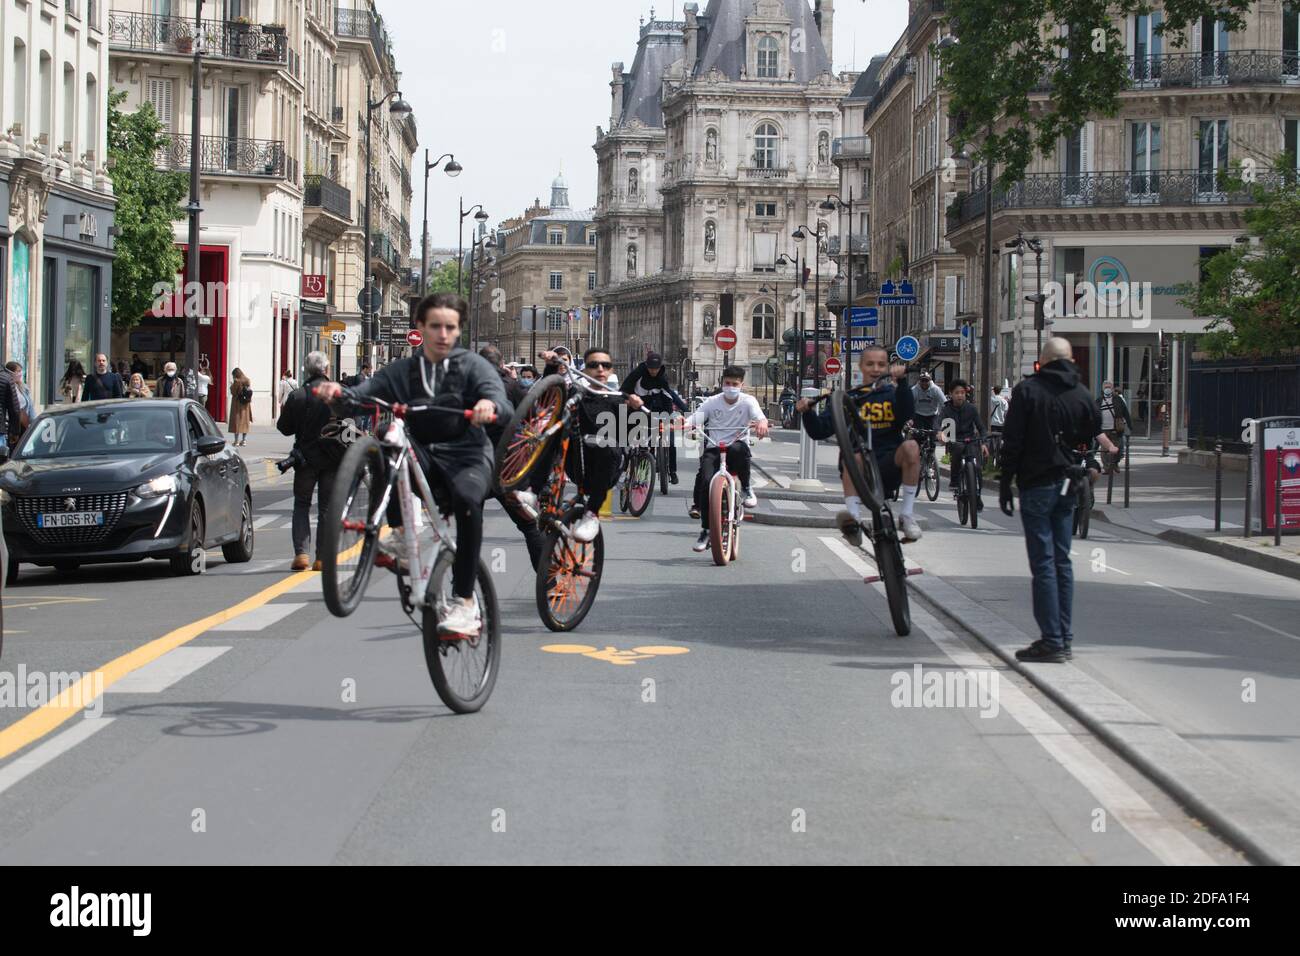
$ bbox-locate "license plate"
[37,511,105,528]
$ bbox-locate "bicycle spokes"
[501,388,562,484]
[546,538,596,619]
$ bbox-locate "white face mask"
[722,386,742,401]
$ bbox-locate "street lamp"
[183,0,206,380]
[457,201,490,298]
[820,190,858,383]
[421,151,462,297]
[466,232,496,350]
[793,225,827,388]
[363,84,412,367]
[1006,232,1046,374]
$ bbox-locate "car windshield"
[15,406,182,459]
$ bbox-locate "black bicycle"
[912,427,941,501]
[807,384,913,637]
[952,437,989,529]
[1072,446,1100,539]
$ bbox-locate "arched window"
[757,36,779,78]
[755,122,778,169]
[752,302,775,340]
[11,41,27,133]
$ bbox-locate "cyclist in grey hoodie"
[912,371,946,432]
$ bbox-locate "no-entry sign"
[714,327,737,351]
[406,329,423,348]
[824,357,842,375]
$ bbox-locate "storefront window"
[65,263,96,371]
[8,238,30,366]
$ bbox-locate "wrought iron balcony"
[1031,50,1300,93]
[155,134,286,178]
[948,168,1287,229]
[827,272,880,309]
[335,8,390,71]
[370,232,400,273]
[831,137,871,160]
[827,234,870,256]
[304,174,352,220]
[107,12,288,64]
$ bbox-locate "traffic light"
[1033,360,1041,373]
[1026,293,1047,331]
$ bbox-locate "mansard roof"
[694,0,831,82]
[846,54,888,101]
[620,21,686,129]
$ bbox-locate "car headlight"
[134,474,177,499]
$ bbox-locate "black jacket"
[277,374,342,469]
[0,370,24,443]
[351,348,510,467]
[620,363,688,414]
[82,371,125,401]
[999,360,1102,490]
[939,399,984,443]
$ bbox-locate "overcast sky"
[393,0,909,252]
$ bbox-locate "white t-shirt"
[686,392,766,446]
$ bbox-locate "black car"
[0,399,254,583]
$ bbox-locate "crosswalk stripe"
[108,647,232,693]
[210,602,308,632]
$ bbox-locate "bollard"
[790,387,826,492]
[1276,445,1284,547]
[1106,457,1115,505]
[1243,442,1253,539]
[1214,442,1223,532]
[1123,435,1131,509]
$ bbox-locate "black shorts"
[840,444,903,497]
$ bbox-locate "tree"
[422,260,460,296]
[939,0,1253,186]
[106,88,188,329]
[1183,164,1300,358]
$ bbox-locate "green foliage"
[1183,165,1300,358]
[106,88,188,329]
[939,0,1253,186]
[421,260,460,296]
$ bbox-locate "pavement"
[0,422,1296,863]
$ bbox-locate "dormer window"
[757,36,780,78]
[548,229,564,245]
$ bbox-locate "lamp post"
[363,83,412,369]
[793,225,826,388]
[530,304,539,363]
[1006,232,1045,376]
[420,151,462,296]
[466,232,495,349]
[775,252,797,395]
[184,0,205,378]
[820,189,856,385]
[457,199,490,298]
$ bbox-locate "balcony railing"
[156,134,286,178]
[827,235,870,256]
[906,0,946,42]
[304,174,352,220]
[863,56,912,124]
[335,8,390,72]
[107,12,288,63]
[827,273,880,308]
[371,232,400,273]
[745,167,790,180]
[831,136,871,160]
[949,168,1286,228]
[1032,50,1300,93]
[401,166,412,195]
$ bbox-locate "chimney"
[815,0,834,64]
[684,3,699,75]
[610,62,626,127]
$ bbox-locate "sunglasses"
[586,361,613,370]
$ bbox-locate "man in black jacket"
[317,294,510,636]
[998,338,1103,663]
[82,353,126,400]
[621,351,688,483]
[939,379,985,503]
[277,350,345,572]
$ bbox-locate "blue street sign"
[840,336,877,351]
[847,307,879,327]
[877,279,916,307]
[960,324,971,339]
[878,294,917,306]
[895,335,921,362]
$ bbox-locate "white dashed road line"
[108,647,232,693]
[1233,614,1300,643]
[0,719,116,798]
[1145,580,1211,605]
[210,602,309,632]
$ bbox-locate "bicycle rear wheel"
[495,374,566,492]
[627,449,655,517]
[536,510,604,632]
[830,388,881,508]
[873,510,912,637]
[923,451,940,501]
[1076,482,1093,539]
[965,460,980,530]
[708,473,733,566]
[423,551,501,713]
[320,436,386,618]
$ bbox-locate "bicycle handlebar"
[313,385,497,423]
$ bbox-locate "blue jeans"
[1018,483,1076,649]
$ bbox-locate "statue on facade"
[704,221,716,256]
[706,128,718,162]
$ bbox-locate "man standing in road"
[998,338,1102,663]
[277,351,347,572]
[83,353,126,400]
[912,371,945,433]
[1097,380,1132,474]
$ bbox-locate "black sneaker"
[1015,640,1066,663]
[669,473,679,485]
[835,510,864,549]
[1062,644,1073,661]
[976,496,984,512]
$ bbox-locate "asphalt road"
[0,448,1248,864]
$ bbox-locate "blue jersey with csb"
[802,378,915,455]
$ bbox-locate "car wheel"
[221,491,255,563]
[170,498,207,576]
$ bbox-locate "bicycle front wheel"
[495,374,566,492]
[830,388,881,508]
[627,449,656,517]
[708,473,733,566]
[965,460,980,530]
[873,510,912,637]
[423,551,501,713]
[536,511,604,632]
[320,436,386,618]
[658,444,670,495]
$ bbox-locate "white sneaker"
[379,527,408,568]
[693,530,710,552]
[437,598,481,636]
[898,513,923,543]
[572,512,601,543]
[512,490,539,518]
[742,488,758,508]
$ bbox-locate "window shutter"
[238,85,251,141]
[147,78,174,129]
[1082,121,1093,173]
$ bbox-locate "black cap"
[646,352,664,369]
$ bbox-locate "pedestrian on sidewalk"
[0,363,25,452]
[60,360,86,403]
[1097,381,1132,474]
[277,352,345,571]
[277,369,298,410]
[195,360,212,409]
[83,354,126,401]
[156,361,187,398]
[228,369,254,446]
[4,362,32,448]
[127,373,153,398]
[998,337,1101,663]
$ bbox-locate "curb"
[904,573,1300,866]
[750,510,838,529]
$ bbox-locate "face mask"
[521,377,534,385]
[1103,387,1113,397]
[722,386,742,400]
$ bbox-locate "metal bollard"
[1244,443,1253,539]
[790,387,826,492]
[1214,443,1223,532]
[1276,445,1284,547]
[1123,435,1131,509]
[1106,459,1115,505]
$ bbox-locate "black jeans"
[385,444,488,600]
[292,462,336,559]
[695,444,751,529]
[566,438,620,515]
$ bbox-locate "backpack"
[405,355,469,446]
[239,385,253,404]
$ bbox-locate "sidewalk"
[1092,438,1300,582]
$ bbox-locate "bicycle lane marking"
[0,566,332,763]
[815,536,1216,866]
